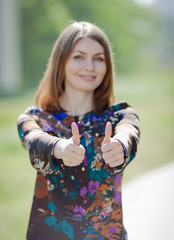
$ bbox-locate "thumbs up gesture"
[101,122,125,167]
[102,122,112,145]
[54,122,85,166]
[71,122,80,146]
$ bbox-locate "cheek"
[97,61,107,74]
[65,61,73,74]
[66,59,82,71]
[99,65,107,79]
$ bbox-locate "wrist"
[53,138,64,159]
[116,139,128,160]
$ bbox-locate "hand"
[101,122,124,167]
[54,122,86,166]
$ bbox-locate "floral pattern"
[17,102,140,240]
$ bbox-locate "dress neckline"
[52,101,127,122]
[52,109,95,121]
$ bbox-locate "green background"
[0,0,173,239]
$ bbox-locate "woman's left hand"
[101,122,124,167]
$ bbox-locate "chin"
[80,86,96,92]
[82,82,101,91]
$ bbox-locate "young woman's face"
[64,37,107,93]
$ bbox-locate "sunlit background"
[0,0,173,239]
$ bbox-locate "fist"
[101,122,124,167]
[54,122,86,166]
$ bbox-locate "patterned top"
[17,102,140,240]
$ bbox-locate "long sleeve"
[17,104,140,175]
[112,105,140,173]
[17,107,65,174]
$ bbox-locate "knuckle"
[109,162,114,167]
[119,145,123,153]
[120,158,124,164]
[63,160,69,166]
[83,149,86,154]
[102,154,106,161]
[63,151,69,158]
[80,156,84,161]
[66,145,71,151]
[81,149,85,155]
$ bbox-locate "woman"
[17,21,140,240]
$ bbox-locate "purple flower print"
[43,123,56,134]
[114,173,122,203]
[92,116,98,122]
[108,111,113,116]
[73,205,85,218]
[73,205,79,213]
[80,187,87,197]
[82,155,88,166]
[109,226,117,234]
[88,180,100,195]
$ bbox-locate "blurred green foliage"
[1,1,174,239]
[21,0,157,88]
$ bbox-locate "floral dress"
[17,102,140,240]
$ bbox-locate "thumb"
[102,122,112,145]
[71,122,80,146]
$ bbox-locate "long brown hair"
[35,21,115,115]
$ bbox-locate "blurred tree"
[153,0,174,70]
[21,0,156,89]
[21,0,72,88]
[63,0,155,74]
[0,0,22,95]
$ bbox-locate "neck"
[60,89,94,116]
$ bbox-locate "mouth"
[78,75,96,81]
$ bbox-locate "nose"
[84,59,94,71]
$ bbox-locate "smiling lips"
[79,75,96,81]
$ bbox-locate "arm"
[101,105,140,173]
[113,106,140,172]
[17,107,85,174]
[17,109,62,174]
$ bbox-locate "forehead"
[72,37,104,54]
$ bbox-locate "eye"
[95,57,104,62]
[74,55,83,60]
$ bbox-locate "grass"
[0,72,173,240]
[116,72,174,182]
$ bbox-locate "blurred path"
[122,162,174,240]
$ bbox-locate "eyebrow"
[73,50,105,55]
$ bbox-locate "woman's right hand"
[53,122,86,166]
